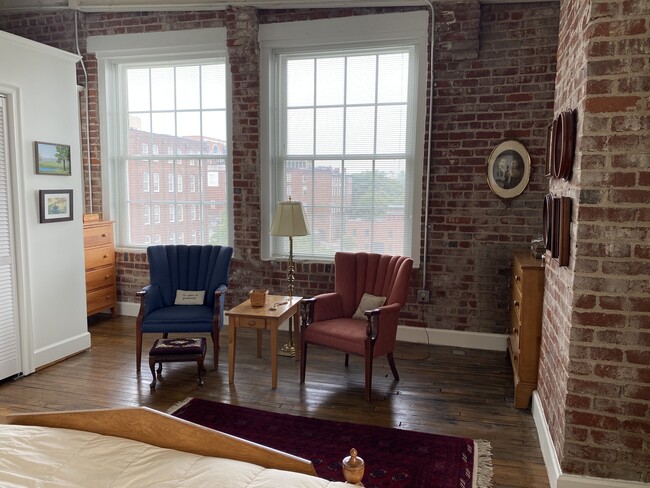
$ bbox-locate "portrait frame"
[486,140,531,200]
[39,189,73,223]
[35,141,72,176]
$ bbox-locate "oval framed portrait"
[486,140,531,199]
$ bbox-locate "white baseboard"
[33,332,91,370]
[532,392,650,488]
[118,302,507,351]
[397,325,507,351]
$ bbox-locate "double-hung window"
[89,29,231,248]
[261,13,427,263]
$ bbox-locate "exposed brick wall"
[427,1,558,332]
[539,0,650,482]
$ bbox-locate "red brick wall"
[427,2,558,331]
[539,0,650,482]
[0,4,558,323]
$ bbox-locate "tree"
[55,145,70,172]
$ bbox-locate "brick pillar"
[225,7,265,294]
[539,0,650,482]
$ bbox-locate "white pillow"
[352,293,386,320]
[174,290,205,305]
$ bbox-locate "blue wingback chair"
[135,245,234,372]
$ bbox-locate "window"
[144,205,151,225]
[143,172,150,192]
[261,12,426,263]
[88,28,231,248]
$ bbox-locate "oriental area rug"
[170,398,493,488]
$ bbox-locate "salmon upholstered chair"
[135,245,233,373]
[300,252,413,401]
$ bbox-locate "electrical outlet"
[417,289,430,303]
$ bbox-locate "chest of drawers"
[508,249,545,409]
[83,220,117,317]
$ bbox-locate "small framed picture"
[35,141,71,176]
[39,189,73,223]
[486,140,531,200]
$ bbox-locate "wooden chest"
[508,249,545,408]
[83,220,117,317]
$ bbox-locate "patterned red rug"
[171,398,493,488]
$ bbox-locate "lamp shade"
[269,200,309,237]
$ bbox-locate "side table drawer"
[238,317,267,329]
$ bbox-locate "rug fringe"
[167,397,193,414]
[473,439,494,488]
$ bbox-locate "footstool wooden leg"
[197,355,204,387]
[149,357,157,390]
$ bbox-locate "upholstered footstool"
[148,337,207,390]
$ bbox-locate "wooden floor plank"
[0,314,550,488]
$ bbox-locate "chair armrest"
[300,293,342,330]
[135,284,163,323]
[213,284,228,316]
[364,302,401,341]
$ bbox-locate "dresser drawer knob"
[515,275,521,282]
[509,327,518,334]
[248,320,256,326]
[513,300,520,308]
[101,233,107,237]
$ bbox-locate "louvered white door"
[0,95,21,381]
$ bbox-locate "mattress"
[0,424,348,488]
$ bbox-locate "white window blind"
[261,12,427,263]
[88,28,231,248]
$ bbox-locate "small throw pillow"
[174,290,205,305]
[352,293,386,320]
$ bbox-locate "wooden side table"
[226,295,302,389]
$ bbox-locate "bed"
[0,407,351,487]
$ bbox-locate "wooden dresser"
[83,220,117,317]
[508,249,545,409]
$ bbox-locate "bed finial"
[342,447,365,485]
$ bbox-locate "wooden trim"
[6,407,317,476]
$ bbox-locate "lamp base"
[278,343,296,357]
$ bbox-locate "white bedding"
[0,425,348,488]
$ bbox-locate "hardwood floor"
[0,314,550,488]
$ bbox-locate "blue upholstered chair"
[135,245,233,372]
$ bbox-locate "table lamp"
[269,196,309,357]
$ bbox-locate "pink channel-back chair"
[300,252,413,401]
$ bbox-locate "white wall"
[0,31,90,372]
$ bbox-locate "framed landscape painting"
[39,189,73,223]
[35,141,71,175]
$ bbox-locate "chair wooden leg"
[136,332,143,373]
[345,353,349,367]
[300,343,308,383]
[364,339,375,402]
[364,354,373,402]
[211,330,219,370]
[387,352,400,381]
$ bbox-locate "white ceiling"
[0,0,556,13]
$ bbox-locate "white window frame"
[88,28,233,249]
[260,12,427,265]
